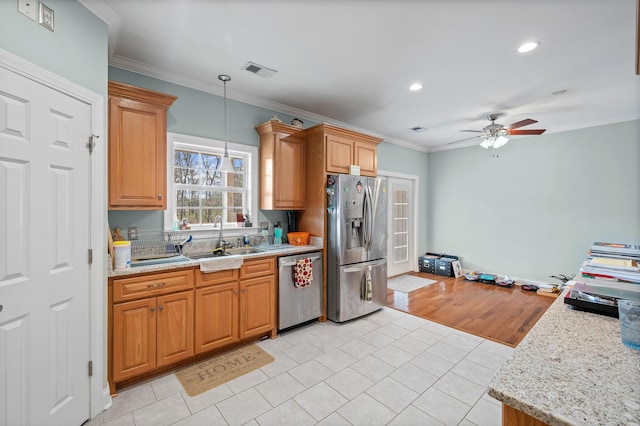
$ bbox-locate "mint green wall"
[377,142,430,255]
[427,120,640,282]
[0,0,107,96]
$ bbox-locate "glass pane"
[176,190,201,207]
[202,153,221,186]
[202,208,222,224]
[228,172,244,188]
[174,150,199,167]
[202,191,222,207]
[226,192,244,208]
[231,157,244,172]
[182,208,200,224]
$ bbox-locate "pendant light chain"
[217,74,234,173]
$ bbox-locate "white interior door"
[387,176,416,277]
[0,65,91,425]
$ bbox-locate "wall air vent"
[242,62,277,78]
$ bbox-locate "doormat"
[175,344,274,397]
[388,275,438,293]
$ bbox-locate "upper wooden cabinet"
[256,120,306,210]
[307,123,382,177]
[108,81,177,210]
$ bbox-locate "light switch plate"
[39,2,54,31]
[18,0,37,21]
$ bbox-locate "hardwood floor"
[386,272,555,347]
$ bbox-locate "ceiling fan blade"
[508,129,546,135]
[447,134,482,145]
[460,130,483,133]
[508,118,537,130]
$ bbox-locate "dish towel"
[294,258,313,288]
[199,256,243,273]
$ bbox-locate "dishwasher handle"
[280,255,322,267]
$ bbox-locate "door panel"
[112,299,156,382]
[195,284,239,353]
[336,260,387,322]
[157,291,194,367]
[0,66,91,425]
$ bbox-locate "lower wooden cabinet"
[240,275,275,339]
[109,258,277,391]
[195,283,239,353]
[112,290,194,382]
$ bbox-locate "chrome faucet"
[213,215,224,251]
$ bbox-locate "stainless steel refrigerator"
[326,174,387,322]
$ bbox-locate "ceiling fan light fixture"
[480,139,492,149]
[493,135,509,148]
[518,41,540,53]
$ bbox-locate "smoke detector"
[242,62,277,78]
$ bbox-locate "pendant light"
[217,74,235,173]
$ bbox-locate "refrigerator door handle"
[342,259,386,273]
[362,185,373,251]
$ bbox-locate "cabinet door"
[156,291,194,367]
[112,298,156,382]
[239,276,275,339]
[274,135,305,209]
[325,135,353,174]
[354,141,378,176]
[195,284,239,353]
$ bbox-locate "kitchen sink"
[226,247,264,255]
[186,246,264,260]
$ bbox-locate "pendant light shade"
[218,74,235,173]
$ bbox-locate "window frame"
[165,132,258,238]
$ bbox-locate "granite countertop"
[488,290,640,425]
[108,242,323,278]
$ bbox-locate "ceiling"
[82,0,640,152]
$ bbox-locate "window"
[165,133,258,233]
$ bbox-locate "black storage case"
[419,255,438,273]
[420,253,458,277]
[435,254,459,277]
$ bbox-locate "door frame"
[0,49,110,418]
[378,169,419,274]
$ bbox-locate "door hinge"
[87,134,99,154]
[88,249,93,265]
[88,360,93,377]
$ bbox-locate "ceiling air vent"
[242,62,277,78]
[410,126,428,132]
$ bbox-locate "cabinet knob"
[242,288,246,294]
[158,305,164,311]
[158,194,163,200]
[150,307,155,313]
[234,290,238,295]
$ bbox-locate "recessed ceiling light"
[518,41,540,53]
[551,89,567,96]
[409,83,423,91]
[410,126,428,132]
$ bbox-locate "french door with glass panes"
[387,176,416,277]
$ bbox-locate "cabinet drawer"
[240,257,276,279]
[196,268,239,288]
[113,269,194,302]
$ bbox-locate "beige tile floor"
[87,307,513,426]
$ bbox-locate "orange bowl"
[288,232,310,246]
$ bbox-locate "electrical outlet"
[18,0,37,21]
[39,2,54,32]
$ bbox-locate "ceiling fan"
[448,113,546,149]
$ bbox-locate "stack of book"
[574,242,640,301]
[583,242,640,283]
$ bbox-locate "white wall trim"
[378,169,420,272]
[0,48,110,419]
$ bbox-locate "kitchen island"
[488,290,640,425]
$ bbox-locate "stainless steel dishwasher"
[278,252,323,330]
